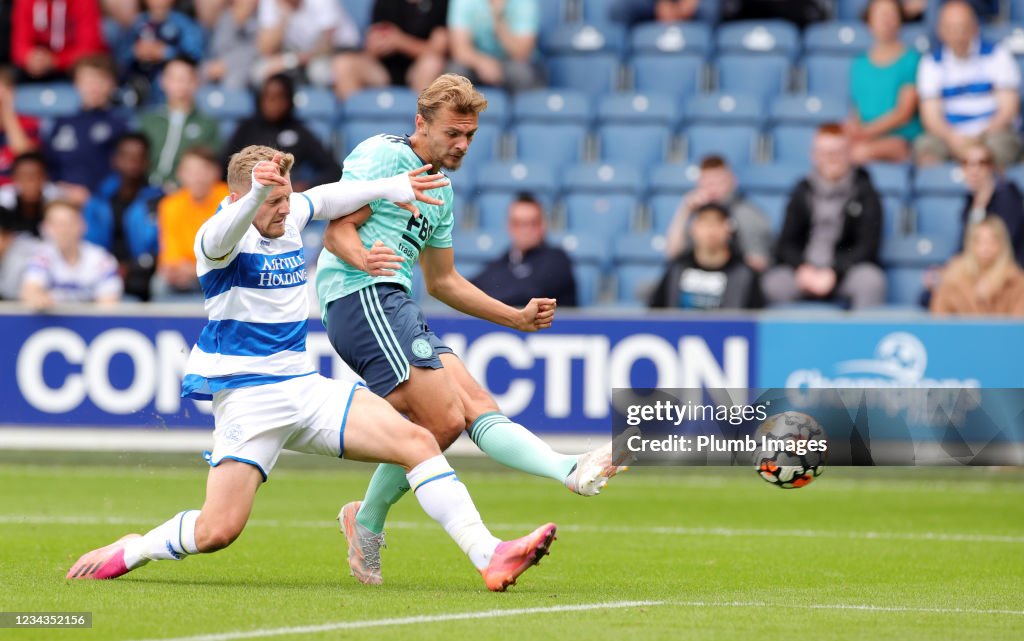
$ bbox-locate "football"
[753,411,827,489]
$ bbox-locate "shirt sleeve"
[93,252,124,299]
[917,55,941,100]
[507,0,539,35]
[991,45,1020,90]
[21,250,51,288]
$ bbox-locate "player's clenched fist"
[515,298,557,332]
[252,152,289,188]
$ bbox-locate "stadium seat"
[684,124,759,167]
[1005,164,1024,188]
[616,264,664,306]
[630,55,704,101]
[745,193,788,234]
[563,163,644,194]
[446,166,476,198]
[538,0,569,37]
[598,92,680,128]
[864,163,912,200]
[880,234,958,267]
[573,264,603,307]
[513,123,587,167]
[196,85,254,120]
[883,196,909,239]
[649,194,683,231]
[769,124,817,166]
[512,89,593,123]
[649,163,699,195]
[476,191,556,231]
[581,0,626,30]
[769,94,847,126]
[804,56,852,103]
[477,161,560,196]
[715,20,801,58]
[564,194,638,237]
[901,23,933,54]
[478,88,509,125]
[630,22,712,56]
[452,229,506,263]
[717,54,791,99]
[340,120,408,156]
[1012,0,1024,21]
[835,0,869,20]
[913,163,969,197]
[740,164,805,195]
[598,124,672,170]
[886,267,927,307]
[913,196,964,240]
[547,230,611,267]
[548,53,621,97]
[301,219,327,261]
[293,86,338,122]
[468,122,504,161]
[340,0,374,34]
[342,87,418,121]
[14,83,80,117]
[542,23,626,55]
[685,93,765,126]
[305,120,335,150]
[982,24,1024,56]
[614,233,670,266]
[803,21,871,57]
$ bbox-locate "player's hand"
[252,153,288,188]
[408,165,448,205]
[361,240,404,277]
[515,297,557,332]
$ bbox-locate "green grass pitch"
[1,452,1022,641]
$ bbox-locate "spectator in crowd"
[448,0,544,92]
[763,124,886,309]
[847,0,921,164]
[44,55,128,203]
[720,0,827,27]
[0,218,39,299]
[83,133,162,301]
[11,0,106,81]
[155,146,227,295]
[651,203,762,310]
[610,0,701,27]
[471,193,577,307]
[915,0,1021,167]
[0,152,58,236]
[225,73,340,190]
[20,199,122,309]
[0,67,40,185]
[140,56,221,188]
[202,0,260,89]
[665,155,773,272]
[333,0,449,99]
[119,0,205,104]
[959,141,1024,264]
[931,215,1024,315]
[255,0,360,88]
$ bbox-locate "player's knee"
[196,519,244,552]
[407,425,442,461]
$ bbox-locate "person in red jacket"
[11,0,106,80]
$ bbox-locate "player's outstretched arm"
[420,245,556,332]
[303,165,448,222]
[201,155,286,260]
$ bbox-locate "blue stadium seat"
[913,163,969,197]
[886,267,927,307]
[598,124,672,170]
[14,83,80,117]
[547,230,611,266]
[340,120,408,156]
[630,55,703,100]
[306,120,335,149]
[804,56,853,103]
[598,92,680,127]
[196,85,254,120]
[883,196,908,239]
[614,233,670,266]
[542,23,626,55]
[513,123,586,167]
[880,234,958,267]
[1006,164,1024,188]
[564,194,638,237]
[617,264,664,306]
[865,163,912,200]
[740,164,805,195]
[446,166,476,198]
[770,94,847,126]
[581,0,626,29]
[293,86,337,122]
[1012,0,1024,21]
[548,53,621,96]
[452,229,506,263]
[476,191,556,231]
[684,93,765,126]
[715,20,801,58]
[684,124,759,167]
[745,193,788,234]
[538,0,568,37]
[630,22,712,56]
[649,194,683,231]
[717,54,791,99]
[512,89,593,123]
[574,264,603,307]
[343,87,418,121]
[563,163,644,194]
[301,219,326,261]
[478,88,510,126]
[769,125,817,166]
[803,21,871,57]
[901,23,933,55]
[913,196,964,240]
[649,163,699,195]
[835,0,869,20]
[981,24,1024,56]
[340,0,374,34]
[477,161,560,195]
[468,122,504,161]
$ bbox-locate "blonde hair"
[226,145,294,193]
[947,215,1017,293]
[417,74,488,123]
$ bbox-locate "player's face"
[420,108,478,170]
[251,179,293,239]
[507,201,545,252]
[812,134,852,182]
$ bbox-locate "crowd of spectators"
[0,0,1020,317]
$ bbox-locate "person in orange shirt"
[156,146,228,296]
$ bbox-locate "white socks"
[123,510,200,570]
[406,455,501,570]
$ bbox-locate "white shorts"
[205,374,365,481]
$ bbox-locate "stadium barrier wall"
[0,306,1021,435]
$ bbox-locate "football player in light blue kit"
[316,74,629,585]
[66,145,557,593]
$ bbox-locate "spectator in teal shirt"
[846,0,922,164]
[448,0,544,92]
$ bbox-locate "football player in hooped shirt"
[316,74,630,586]
[66,145,558,593]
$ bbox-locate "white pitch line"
[128,601,665,641]
[5,513,1024,545]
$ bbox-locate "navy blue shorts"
[325,283,453,397]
